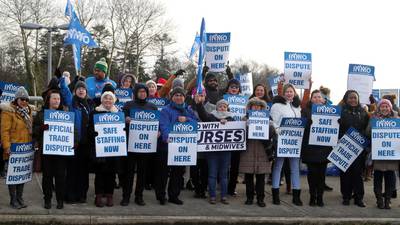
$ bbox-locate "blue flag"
[196,18,206,94]
[189,32,200,62]
[63,0,98,73]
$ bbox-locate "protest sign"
[43,110,74,156]
[371,118,400,160]
[224,94,248,121]
[115,88,133,103]
[0,82,23,103]
[284,52,312,89]
[147,98,170,111]
[268,75,280,97]
[205,33,230,72]
[168,122,198,166]
[128,110,159,153]
[236,73,253,96]
[277,118,306,158]
[6,143,34,185]
[327,127,367,172]
[197,121,246,152]
[248,110,269,140]
[347,64,375,105]
[94,112,127,157]
[309,104,341,146]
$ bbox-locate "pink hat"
[378,99,393,110]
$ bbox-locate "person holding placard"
[33,90,68,209]
[301,90,332,207]
[240,97,275,207]
[60,78,95,204]
[119,83,158,206]
[270,83,303,206]
[195,95,235,204]
[339,90,370,207]
[0,87,34,209]
[87,91,120,207]
[249,84,272,104]
[366,99,399,209]
[155,86,197,205]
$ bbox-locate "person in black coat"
[119,83,157,206]
[338,90,370,207]
[301,90,332,207]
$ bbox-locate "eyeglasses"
[19,98,29,102]
[229,86,239,89]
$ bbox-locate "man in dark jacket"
[119,83,157,206]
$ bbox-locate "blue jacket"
[85,76,117,99]
[159,103,198,144]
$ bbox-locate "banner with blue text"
[43,110,75,156]
[128,110,160,153]
[6,143,34,185]
[168,122,198,166]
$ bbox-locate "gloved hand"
[174,69,186,76]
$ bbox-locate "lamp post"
[20,23,69,84]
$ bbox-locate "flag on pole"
[63,0,98,74]
[189,32,200,62]
[196,18,206,94]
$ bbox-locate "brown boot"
[95,195,104,207]
[106,194,113,207]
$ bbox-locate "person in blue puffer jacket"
[85,58,116,99]
[154,86,198,205]
[60,77,95,204]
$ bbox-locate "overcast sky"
[161,0,400,103]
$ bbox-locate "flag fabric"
[189,32,200,62]
[196,18,206,94]
[63,0,98,73]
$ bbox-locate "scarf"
[16,105,32,134]
[96,104,119,113]
[210,110,233,120]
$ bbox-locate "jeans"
[272,157,300,189]
[207,152,231,198]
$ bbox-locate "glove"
[41,124,49,131]
[174,69,186,76]
[226,65,232,76]
[202,65,209,77]
[369,94,376,104]
[54,67,62,78]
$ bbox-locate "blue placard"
[147,98,169,111]
[130,109,160,121]
[171,121,198,134]
[0,82,23,103]
[284,52,312,62]
[115,88,133,103]
[10,142,34,154]
[268,75,280,97]
[311,104,341,116]
[279,117,306,128]
[6,142,34,185]
[44,110,75,123]
[43,110,75,156]
[94,112,124,124]
[371,118,400,160]
[372,118,400,129]
[266,102,272,111]
[346,127,368,149]
[115,102,124,112]
[348,64,375,77]
[224,94,248,121]
[372,89,380,101]
[248,110,270,118]
[206,32,230,43]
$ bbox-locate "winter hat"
[146,79,157,89]
[170,87,186,97]
[94,57,108,74]
[225,78,241,93]
[101,91,117,104]
[120,73,136,88]
[157,77,167,87]
[74,81,87,92]
[378,99,393,110]
[172,78,184,89]
[216,99,229,109]
[102,83,115,94]
[247,97,267,110]
[134,83,149,100]
[205,72,217,83]
[15,87,29,100]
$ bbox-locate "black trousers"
[120,153,149,200]
[42,155,67,202]
[228,151,240,193]
[245,173,265,201]
[65,146,89,202]
[190,158,208,195]
[145,154,156,187]
[307,163,327,196]
[95,171,115,195]
[374,170,396,198]
[340,157,364,201]
[154,151,185,200]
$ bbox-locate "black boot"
[354,198,366,207]
[384,197,391,209]
[309,193,316,206]
[292,189,303,206]
[316,193,324,207]
[272,188,280,205]
[135,196,146,206]
[375,192,384,209]
[8,186,21,209]
[16,185,27,208]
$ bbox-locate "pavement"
[0,173,399,225]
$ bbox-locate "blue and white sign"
[268,75,280,97]
[0,82,23,103]
[284,52,312,89]
[115,102,124,112]
[205,33,230,72]
[128,110,160,153]
[43,110,75,156]
[168,122,198,166]
[236,73,253,96]
[277,118,306,158]
[327,127,367,172]
[197,121,246,152]
[224,94,248,121]
[379,89,400,106]
[347,64,375,105]
[147,98,169,111]
[94,112,127,157]
[115,88,132,103]
[6,143,34,185]
[248,110,270,140]
[309,104,341,146]
[371,118,400,160]
[266,102,272,112]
